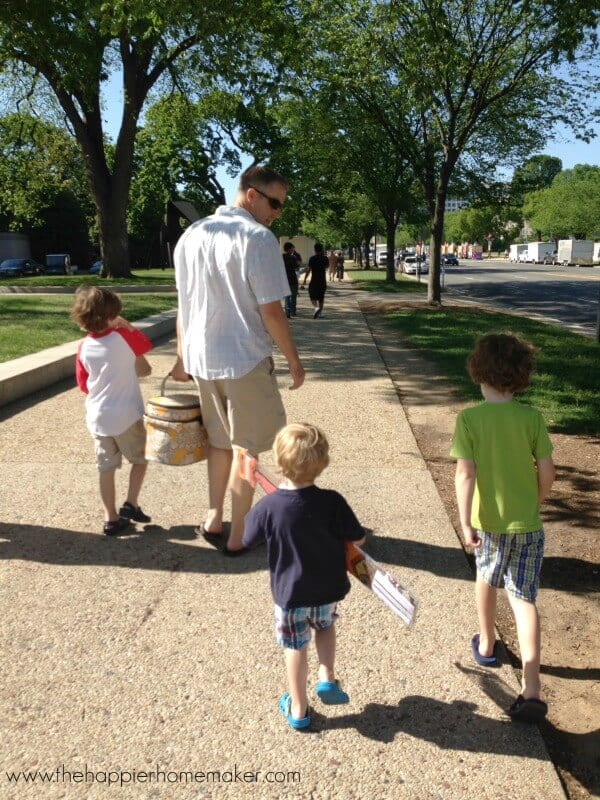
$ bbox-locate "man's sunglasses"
[249,185,284,211]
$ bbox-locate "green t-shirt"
[450,400,553,534]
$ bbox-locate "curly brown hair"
[467,333,536,393]
[71,286,122,333]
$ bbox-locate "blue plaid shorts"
[475,529,544,602]
[274,603,339,650]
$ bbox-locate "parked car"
[402,256,429,275]
[377,251,388,267]
[89,260,103,274]
[441,253,458,266]
[0,258,45,277]
[45,253,74,275]
[542,251,558,265]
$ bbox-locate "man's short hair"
[274,423,329,484]
[283,242,295,252]
[314,243,324,254]
[467,333,536,393]
[239,165,288,192]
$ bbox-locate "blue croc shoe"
[471,633,498,666]
[279,693,311,730]
[315,680,350,705]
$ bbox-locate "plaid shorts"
[274,603,339,650]
[475,529,544,602]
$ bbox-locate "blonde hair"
[274,423,329,484]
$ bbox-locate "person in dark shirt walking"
[302,243,328,318]
[282,241,299,318]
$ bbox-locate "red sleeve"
[115,327,153,356]
[75,341,89,394]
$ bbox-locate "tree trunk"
[97,188,132,278]
[427,163,453,304]
[385,216,397,283]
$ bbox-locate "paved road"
[440,259,599,337]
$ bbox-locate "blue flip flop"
[279,693,311,730]
[315,680,350,705]
[471,633,498,666]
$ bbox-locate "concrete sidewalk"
[0,282,565,800]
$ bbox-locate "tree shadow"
[0,522,266,575]
[367,533,600,594]
[310,687,600,797]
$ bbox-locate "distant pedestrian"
[450,333,555,722]
[303,243,328,318]
[327,250,337,282]
[282,242,299,318]
[335,250,345,281]
[72,287,153,536]
[242,423,365,730]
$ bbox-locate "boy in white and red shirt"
[71,287,153,535]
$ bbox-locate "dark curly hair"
[71,286,122,333]
[467,333,536,394]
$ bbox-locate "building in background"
[0,233,30,262]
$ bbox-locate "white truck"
[526,242,556,263]
[509,243,528,262]
[557,239,594,266]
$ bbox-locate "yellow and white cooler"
[144,376,208,466]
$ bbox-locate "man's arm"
[455,458,480,548]
[536,457,555,503]
[259,300,305,389]
[171,311,191,382]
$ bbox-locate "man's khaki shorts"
[93,419,147,472]
[195,357,286,455]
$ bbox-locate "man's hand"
[288,358,305,390]
[170,357,190,382]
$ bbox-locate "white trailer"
[593,242,600,264]
[557,239,594,266]
[526,242,556,263]
[509,243,528,262]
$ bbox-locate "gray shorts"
[93,419,147,472]
[194,357,286,455]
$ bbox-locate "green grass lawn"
[378,305,599,435]
[0,267,176,289]
[0,294,177,362]
[346,267,427,293]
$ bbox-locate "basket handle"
[162,372,194,396]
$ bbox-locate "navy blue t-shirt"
[242,485,364,608]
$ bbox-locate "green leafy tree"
[299,0,598,302]
[0,113,94,263]
[511,155,563,203]
[0,0,284,276]
[523,165,600,239]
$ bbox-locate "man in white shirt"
[172,165,305,554]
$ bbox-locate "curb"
[0,284,176,294]
[0,309,177,409]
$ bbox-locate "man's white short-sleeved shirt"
[174,205,290,380]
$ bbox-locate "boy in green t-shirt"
[450,333,555,722]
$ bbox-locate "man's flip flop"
[279,693,311,730]
[471,633,498,666]
[195,522,229,548]
[508,694,548,722]
[315,680,349,705]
